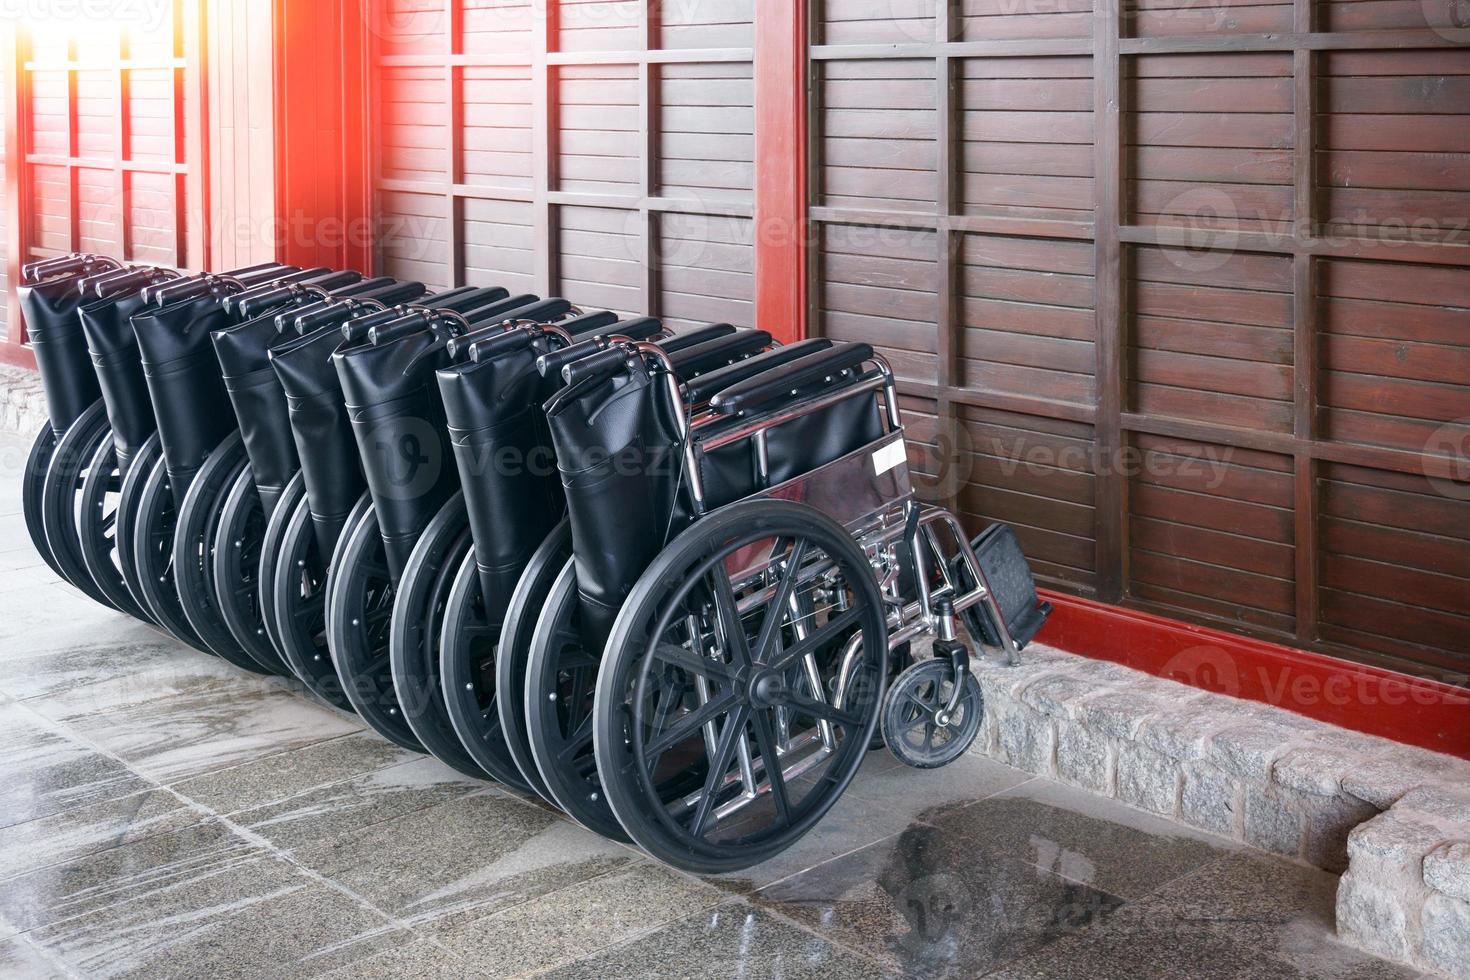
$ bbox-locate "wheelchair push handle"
[560,346,629,387]
[709,342,876,416]
[235,269,365,319]
[91,266,175,300]
[227,267,334,316]
[443,296,577,359]
[22,252,121,283]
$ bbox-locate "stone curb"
[0,365,47,440]
[966,642,1470,978]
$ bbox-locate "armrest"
[708,342,876,416]
[658,322,736,354]
[430,285,510,313]
[561,310,620,336]
[469,296,572,327]
[681,338,833,406]
[603,316,663,342]
[667,330,773,380]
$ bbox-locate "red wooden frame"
[752,0,807,346]
[2,21,34,370]
[1037,589,1470,761]
[273,0,372,274]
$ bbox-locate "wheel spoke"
[707,563,751,667]
[689,705,749,838]
[558,713,595,764]
[652,642,731,683]
[764,606,863,676]
[750,709,791,826]
[778,688,865,729]
[643,691,737,760]
[753,539,806,666]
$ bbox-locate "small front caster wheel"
[881,658,983,770]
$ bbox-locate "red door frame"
[753,0,807,345]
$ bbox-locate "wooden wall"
[367,0,758,328]
[1,0,210,355]
[807,1,1470,682]
[205,0,277,270]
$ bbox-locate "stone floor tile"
[0,579,113,645]
[227,756,484,851]
[707,787,944,895]
[0,787,207,882]
[0,627,202,703]
[169,732,417,814]
[431,863,723,976]
[752,822,1123,977]
[928,776,1238,899]
[23,856,407,979]
[536,901,897,980]
[841,751,1033,819]
[43,686,361,783]
[0,819,261,933]
[314,939,480,979]
[1095,852,1423,979]
[0,704,153,828]
[0,934,69,979]
[287,790,636,929]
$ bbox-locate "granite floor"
[0,433,1422,979]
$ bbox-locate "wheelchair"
[18,253,1053,877]
[19,253,125,604]
[530,338,1050,870]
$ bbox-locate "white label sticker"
[873,439,908,476]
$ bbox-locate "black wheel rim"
[40,401,115,606]
[213,465,291,675]
[77,432,150,623]
[390,494,488,779]
[268,490,356,711]
[525,559,643,841]
[594,499,888,874]
[23,423,66,581]
[326,505,424,752]
[114,434,162,618]
[882,660,983,770]
[492,519,573,804]
[439,552,535,792]
[131,456,212,655]
[173,435,271,673]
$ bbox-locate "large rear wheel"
[213,464,291,674]
[76,433,151,622]
[389,493,489,780]
[593,499,887,873]
[437,553,535,791]
[172,434,273,673]
[39,400,115,606]
[325,503,425,753]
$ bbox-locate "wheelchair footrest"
[954,523,1052,652]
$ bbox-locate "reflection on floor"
[0,435,1422,979]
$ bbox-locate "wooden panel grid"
[2,4,208,363]
[810,0,1470,681]
[368,0,757,321]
